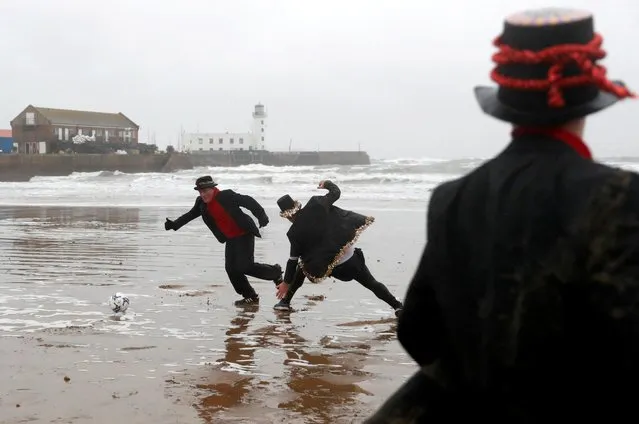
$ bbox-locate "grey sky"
[0,0,637,159]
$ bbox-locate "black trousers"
[224,234,280,298]
[284,248,402,309]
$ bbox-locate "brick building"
[10,105,140,154]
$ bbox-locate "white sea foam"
[0,156,636,207]
[0,158,475,207]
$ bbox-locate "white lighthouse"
[251,103,267,150]
[181,103,268,152]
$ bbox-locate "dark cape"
[172,189,267,243]
[382,132,639,421]
[286,181,374,283]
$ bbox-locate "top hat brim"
[474,80,626,126]
[194,182,217,190]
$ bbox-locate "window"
[261,128,264,132]
[229,138,234,144]
[96,129,103,136]
[219,147,223,151]
[198,138,203,144]
[209,138,214,144]
[240,147,244,151]
[209,147,214,151]
[239,138,244,144]
[199,147,203,151]
[25,112,35,125]
[261,136,264,141]
[218,138,223,144]
[261,120,264,125]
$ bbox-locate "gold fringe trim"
[279,201,302,219]
[301,215,375,283]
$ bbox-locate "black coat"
[172,189,268,243]
[284,181,374,283]
[397,133,639,420]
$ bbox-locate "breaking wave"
[1,156,638,207]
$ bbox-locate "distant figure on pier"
[275,180,403,316]
[164,175,283,306]
[366,7,638,423]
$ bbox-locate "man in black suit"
[165,176,282,306]
[274,180,403,316]
[367,7,639,423]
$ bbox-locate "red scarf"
[206,188,246,239]
[511,127,592,160]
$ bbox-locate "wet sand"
[0,204,426,423]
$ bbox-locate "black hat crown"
[277,194,301,218]
[277,195,295,212]
[194,175,218,191]
[474,7,635,126]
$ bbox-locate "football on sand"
[108,293,130,313]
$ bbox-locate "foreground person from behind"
[165,176,282,306]
[366,8,638,423]
[274,180,403,316]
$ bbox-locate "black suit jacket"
[397,133,639,419]
[284,181,373,283]
[172,189,268,243]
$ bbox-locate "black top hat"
[474,8,635,126]
[194,175,218,191]
[277,194,301,218]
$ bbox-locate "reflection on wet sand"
[0,204,414,422]
[0,205,141,225]
[195,305,261,421]
[191,309,396,423]
[0,206,146,284]
[276,312,374,423]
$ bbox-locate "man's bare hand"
[276,282,289,299]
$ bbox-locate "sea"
[0,156,637,208]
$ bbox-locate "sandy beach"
[0,203,426,423]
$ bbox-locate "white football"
[108,293,130,314]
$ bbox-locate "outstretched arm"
[277,241,306,299]
[285,264,307,296]
[283,240,303,283]
[318,180,341,207]
[167,197,202,230]
[231,191,269,227]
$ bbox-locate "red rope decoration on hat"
[491,33,636,107]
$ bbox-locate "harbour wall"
[187,150,370,167]
[0,150,371,181]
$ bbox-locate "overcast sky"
[0,0,637,159]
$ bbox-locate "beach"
[4,157,637,423]
[0,201,426,423]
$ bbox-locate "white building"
[182,104,267,152]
